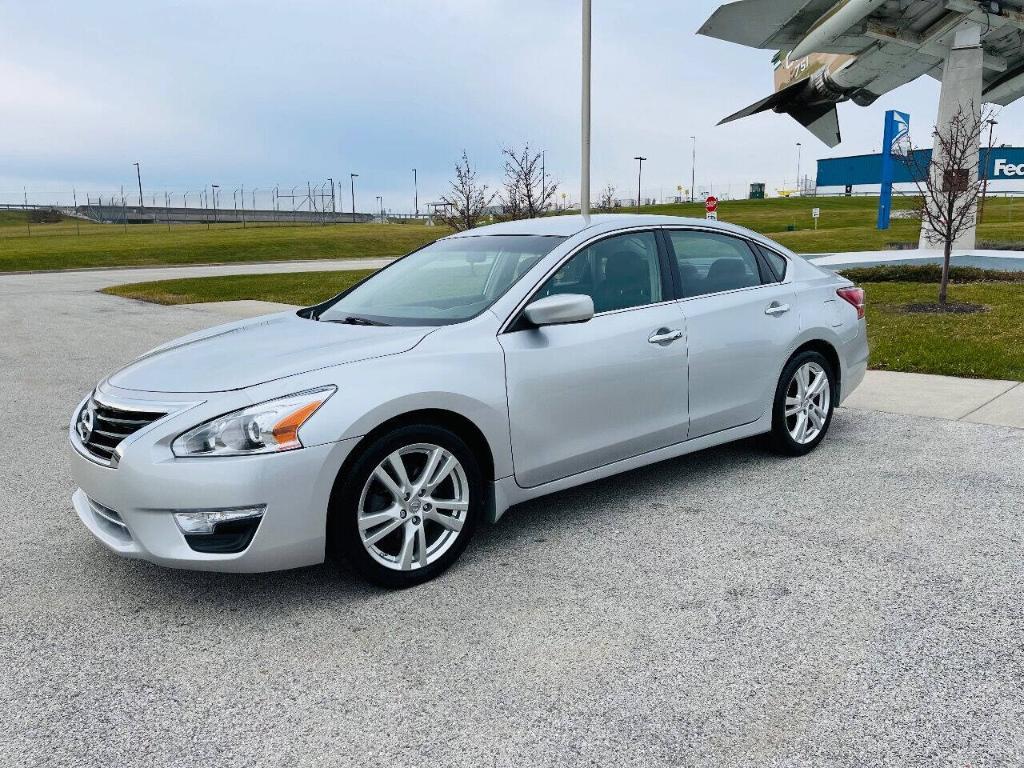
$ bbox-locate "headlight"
[172,387,336,457]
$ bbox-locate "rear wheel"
[767,351,835,456]
[329,424,482,588]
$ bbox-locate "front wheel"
[328,424,482,588]
[767,351,836,456]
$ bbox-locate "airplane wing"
[697,0,842,50]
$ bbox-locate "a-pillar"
[919,24,983,250]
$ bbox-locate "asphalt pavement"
[2,266,1023,767]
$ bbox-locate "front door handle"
[765,302,791,316]
[648,328,683,345]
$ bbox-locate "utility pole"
[327,177,336,213]
[634,156,647,213]
[413,168,419,217]
[210,184,219,228]
[690,137,696,203]
[133,162,144,209]
[796,142,803,194]
[72,187,80,235]
[350,173,358,220]
[581,0,591,219]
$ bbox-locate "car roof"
[447,213,762,241]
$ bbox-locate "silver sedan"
[69,214,868,587]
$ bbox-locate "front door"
[499,230,689,488]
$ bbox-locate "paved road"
[3,268,1023,767]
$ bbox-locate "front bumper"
[69,390,361,573]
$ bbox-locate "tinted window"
[536,231,663,313]
[758,245,788,282]
[667,231,764,297]
[318,235,565,326]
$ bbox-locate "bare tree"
[904,104,995,306]
[438,151,495,232]
[598,184,616,210]
[498,144,558,220]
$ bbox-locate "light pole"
[980,119,998,222]
[581,0,591,219]
[413,168,419,217]
[376,195,383,221]
[690,137,696,203]
[350,173,359,220]
[634,156,647,213]
[133,162,144,209]
[210,184,219,227]
[327,177,335,213]
[796,142,803,194]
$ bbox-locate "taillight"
[837,286,865,320]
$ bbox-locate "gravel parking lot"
[2,269,1023,767]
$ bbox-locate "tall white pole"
[581,0,591,220]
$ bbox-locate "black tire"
[767,350,836,456]
[328,424,483,588]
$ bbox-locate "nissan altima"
[70,214,868,587]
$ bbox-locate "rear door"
[499,230,689,488]
[664,228,798,438]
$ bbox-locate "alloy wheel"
[784,361,831,445]
[356,443,469,571]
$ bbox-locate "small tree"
[598,184,616,210]
[498,144,558,220]
[904,104,995,306]
[438,151,495,232]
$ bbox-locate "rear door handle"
[648,328,683,345]
[765,302,790,316]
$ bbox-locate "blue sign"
[817,147,1024,187]
[877,110,910,231]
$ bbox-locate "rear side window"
[665,230,762,298]
[757,245,788,282]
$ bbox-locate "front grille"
[80,399,165,462]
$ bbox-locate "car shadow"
[89,434,788,616]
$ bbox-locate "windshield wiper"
[330,315,390,327]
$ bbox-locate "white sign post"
[812,207,820,230]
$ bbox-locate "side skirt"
[487,412,772,523]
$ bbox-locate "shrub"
[839,264,1024,283]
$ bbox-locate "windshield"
[316,235,566,326]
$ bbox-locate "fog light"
[173,506,266,554]
[173,506,266,534]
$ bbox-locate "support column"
[919,24,983,250]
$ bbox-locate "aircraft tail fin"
[718,79,842,148]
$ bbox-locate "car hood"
[107,311,434,393]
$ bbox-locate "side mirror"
[524,294,594,327]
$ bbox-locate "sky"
[3,0,1024,212]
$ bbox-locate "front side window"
[317,235,565,326]
[535,231,663,314]
[666,230,762,298]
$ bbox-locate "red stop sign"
[705,196,719,213]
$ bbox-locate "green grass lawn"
[0,216,445,272]
[5,195,1024,273]
[863,281,1024,380]
[103,269,377,306]
[104,269,1024,381]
